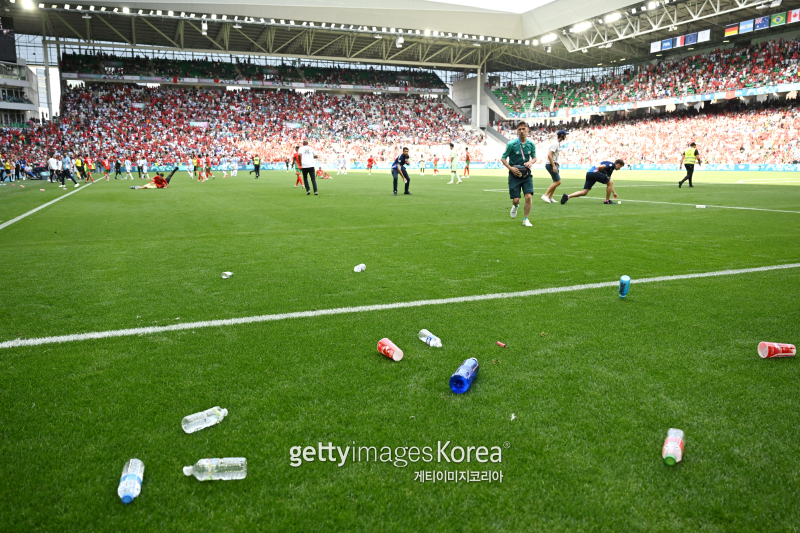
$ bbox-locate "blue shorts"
[545,163,561,182]
[583,171,610,190]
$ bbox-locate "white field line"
[0,181,95,231]
[579,197,800,214]
[2,263,799,350]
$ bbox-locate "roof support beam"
[96,15,130,45]
[51,12,85,41]
[235,26,268,54]
[140,16,181,48]
[185,20,224,50]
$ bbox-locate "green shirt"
[502,138,536,166]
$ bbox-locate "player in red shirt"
[85,156,94,181]
[292,146,303,188]
[316,167,332,179]
[101,157,111,180]
[433,156,439,175]
[367,156,375,175]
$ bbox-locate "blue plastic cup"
[449,358,479,394]
[619,275,631,298]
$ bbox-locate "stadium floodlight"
[64,3,69,8]
[75,4,81,9]
[648,1,656,8]
[541,33,557,43]
[211,13,217,19]
[640,5,647,10]
[290,20,295,24]
[201,14,206,18]
[280,19,285,24]
[391,28,396,32]
[415,30,420,34]
[495,37,499,41]
[112,6,117,10]
[571,21,592,32]
[302,21,307,25]
[372,26,377,31]
[382,27,387,31]
[39,2,45,7]
[137,9,142,14]
[433,30,438,36]
[201,21,208,34]
[631,7,636,13]
[545,46,552,52]
[524,39,529,45]
[167,10,173,15]
[23,0,36,7]
[605,12,621,23]
[89,5,94,10]
[769,0,782,6]
[531,39,538,45]
[396,36,404,47]
[424,29,430,36]
[502,38,507,42]
[479,35,484,40]
[122,7,128,13]
[157,10,162,15]
[448,32,452,37]
[582,48,588,53]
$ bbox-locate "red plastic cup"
[377,338,403,361]
[497,342,506,348]
[758,342,796,358]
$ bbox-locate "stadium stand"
[0,84,485,167]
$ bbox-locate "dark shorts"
[508,171,533,199]
[583,171,610,191]
[545,163,561,182]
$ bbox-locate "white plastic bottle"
[181,406,228,434]
[118,459,145,504]
[662,428,685,465]
[183,458,247,481]
[418,329,442,348]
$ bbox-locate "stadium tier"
[492,36,800,114]
[4,85,484,166]
[59,52,447,90]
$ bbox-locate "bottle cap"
[221,408,228,416]
[121,494,133,504]
[664,454,677,466]
[183,466,192,476]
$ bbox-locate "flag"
[789,9,800,23]
[674,35,685,47]
[661,38,673,50]
[685,33,698,45]
[698,29,711,42]
[724,23,739,37]
[754,16,770,30]
[771,12,786,27]
[650,41,662,53]
[739,19,754,33]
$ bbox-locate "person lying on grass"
[133,167,178,189]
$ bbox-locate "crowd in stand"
[0,84,485,171]
[497,98,800,165]
[493,74,631,113]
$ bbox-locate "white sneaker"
[447,181,453,184]
[510,205,518,219]
[541,194,552,203]
[74,183,80,187]
[457,180,462,184]
[523,218,533,226]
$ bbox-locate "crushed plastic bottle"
[418,329,442,348]
[221,271,233,279]
[181,406,228,434]
[118,459,145,504]
[449,358,479,394]
[662,428,685,466]
[354,263,366,272]
[183,458,247,481]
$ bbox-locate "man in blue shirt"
[391,147,412,196]
[561,159,624,205]
[60,153,78,187]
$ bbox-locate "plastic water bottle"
[418,329,442,348]
[354,263,366,272]
[183,458,247,481]
[662,428,685,466]
[118,459,145,504]
[181,406,228,434]
[449,358,479,394]
[619,275,631,298]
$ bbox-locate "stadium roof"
[11,0,800,72]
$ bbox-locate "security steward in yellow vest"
[679,142,701,188]
[250,155,261,179]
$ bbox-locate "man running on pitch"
[542,130,567,203]
[501,122,536,226]
[561,159,624,205]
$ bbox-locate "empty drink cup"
[758,342,796,358]
[377,338,403,361]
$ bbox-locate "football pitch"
[1,168,799,532]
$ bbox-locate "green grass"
[1,169,799,532]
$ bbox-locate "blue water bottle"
[449,358,479,394]
[619,275,631,298]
